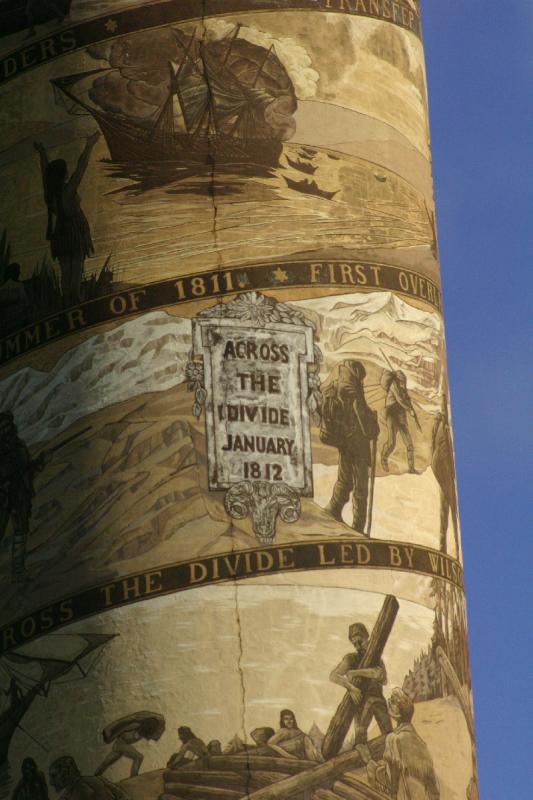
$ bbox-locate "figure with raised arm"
[34,133,100,306]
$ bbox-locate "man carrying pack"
[322,360,379,534]
[380,370,419,474]
[95,711,165,778]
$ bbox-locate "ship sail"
[51,68,111,116]
[51,25,296,167]
[173,56,213,134]
[0,634,116,766]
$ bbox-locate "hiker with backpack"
[380,370,419,474]
[321,360,379,535]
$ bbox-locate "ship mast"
[0,635,116,768]
[227,44,274,138]
[252,43,274,88]
[222,23,242,64]
[151,30,198,141]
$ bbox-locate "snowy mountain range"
[0,291,443,447]
[296,292,444,410]
[0,312,192,445]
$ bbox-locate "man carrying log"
[329,623,392,767]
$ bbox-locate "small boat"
[284,176,338,200]
[286,155,317,175]
[0,0,71,38]
[327,153,340,161]
[300,146,317,157]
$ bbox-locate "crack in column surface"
[233,580,254,795]
[198,1,223,270]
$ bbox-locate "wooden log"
[313,790,344,800]
[163,770,246,789]
[163,768,290,792]
[436,645,475,743]
[240,736,386,800]
[342,773,385,795]
[206,755,316,774]
[163,783,243,799]
[248,771,292,789]
[334,774,389,800]
[322,595,399,760]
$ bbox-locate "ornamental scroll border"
[0,261,443,370]
[0,537,464,656]
[0,0,421,86]
[187,291,323,544]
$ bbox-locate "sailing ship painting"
[52,25,298,169]
[0,634,116,781]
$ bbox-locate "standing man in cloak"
[431,395,459,555]
[371,688,440,800]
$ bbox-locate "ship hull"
[95,113,283,169]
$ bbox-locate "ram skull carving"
[224,481,301,545]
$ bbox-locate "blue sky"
[422,1,532,795]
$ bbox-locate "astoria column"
[0,2,478,799]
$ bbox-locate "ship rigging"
[52,26,297,168]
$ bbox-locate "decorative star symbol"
[273,267,289,283]
[235,271,250,289]
[105,18,118,33]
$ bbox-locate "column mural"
[0,2,478,799]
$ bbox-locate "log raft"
[161,596,397,800]
[161,738,386,800]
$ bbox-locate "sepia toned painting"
[0,3,477,800]
[0,581,475,800]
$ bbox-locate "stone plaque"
[191,292,319,495]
